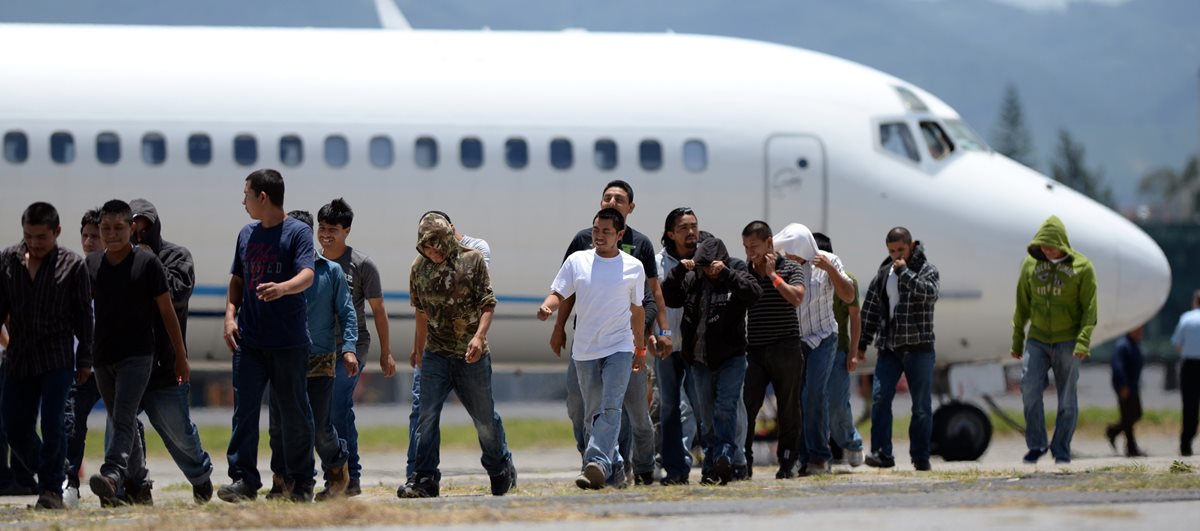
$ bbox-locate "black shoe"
[913,459,932,472]
[345,478,362,497]
[217,479,259,503]
[699,473,719,485]
[489,461,517,496]
[714,456,733,484]
[659,476,689,486]
[89,473,123,507]
[732,465,750,481]
[193,480,213,505]
[1022,448,1047,464]
[34,490,65,510]
[397,475,439,499]
[286,481,313,503]
[1126,448,1148,458]
[0,481,38,496]
[633,471,655,486]
[864,452,895,468]
[775,459,798,479]
[1182,445,1194,457]
[124,480,154,506]
[1106,427,1120,453]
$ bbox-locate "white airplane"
[0,20,1170,460]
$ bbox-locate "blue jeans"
[330,342,366,481]
[0,367,73,493]
[271,376,347,478]
[566,360,587,458]
[1021,339,1080,461]
[228,345,314,490]
[575,352,633,482]
[404,369,432,480]
[94,356,153,484]
[411,352,511,479]
[63,373,102,488]
[871,349,935,462]
[691,355,748,473]
[618,367,656,476]
[798,333,838,464]
[139,383,213,485]
[656,351,698,479]
[827,351,864,451]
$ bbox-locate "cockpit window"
[942,119,988,152]
[879,122,920,163]
[893,86,929,113]
[919,121,954,161]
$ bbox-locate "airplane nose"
[1116,222,1172,330]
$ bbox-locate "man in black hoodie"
[125,199,213,504]
[663,237,761,484]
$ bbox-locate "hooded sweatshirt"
[656,230,714,349]
[662,237,762,368]
[859,241,939,353]
[410,214,497,358]
[1011,215,1098,355]
[774,223,849,348]
[130,199,195,391]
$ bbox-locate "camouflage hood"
[416,213,460,262]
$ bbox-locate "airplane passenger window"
[683,140,707,172]
[639,140,662,171]
[919,121,955,161]
[188,134,212,165]
[280,135,303,167]
[460,137,483,169]
[878,123,920,163]
[594,139,617,170]
[50,132,75,164]
[96,132,120,165]
[942,119,988,152]
[505,138,528,169]
[369,136,394,168]
[234,134,257,166]
[3,132,28,163]
[415,137,438,169]
[325,135,349,168]
[550,138,573,170]
[141,133,166,165]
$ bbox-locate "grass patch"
[85,418,577,461]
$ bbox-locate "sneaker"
[1054,457,1071,465]
[578,462,605,490]
[1106,427,1119,453]
[124,480,154,506]
[699,472,719,485]
[34,490,65,510]
[63,486,81,509]
[489,461,517,496]
[633,471,655,486]
[804,460,832,476]
[775,459,798,479]
[846,449,865,468]
[864,452,895,468]
[913,459,932,472]
[315,464,349,502]
[193,480,213,505]
[733,465,750,481]
[396,475,439,499]
[217,479,259,503]
[714,456,733,485]
[264,474,287,501]
[88,473,122,507]
[345,478,362,497]
[659,476,689,486]
[1022,448,1048,464]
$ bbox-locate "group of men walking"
[1,169,1196,509]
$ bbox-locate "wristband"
[771,274,785,287]
[659,329,673,337]
[635,347,648,356]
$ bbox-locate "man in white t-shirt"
[538,208,646,490]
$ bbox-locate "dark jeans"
[1106,388,1142,453]
[411,352,511,479]
[871,349,935,462]
[95,356,153,484]
[656,351,699,479]
[0,366,37,491]
[743,336,805,468]
[64,374,102,489]
[405,369,437,480]
[1182,359,1200,453]
[228,345,314,490]
[331,341,366,481]
[139,383,213,485]
[691,355,747,473]
[270,376,347,478]
[1,367,73,493]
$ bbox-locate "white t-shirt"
[886,266,900,318]
[551,249,646,361]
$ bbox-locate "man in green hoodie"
[1012,215,1098,465]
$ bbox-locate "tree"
[1050,129,1113,207]
[1139,155,1199,220]
[991,83,1037,168]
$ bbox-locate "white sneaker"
[64,486,81,509]
[847,449,865,468]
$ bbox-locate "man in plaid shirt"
[857,227,939,471]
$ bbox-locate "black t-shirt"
[88,248,169,366]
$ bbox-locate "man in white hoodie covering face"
[773,223,856,476]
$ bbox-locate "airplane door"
[766,135,827,232]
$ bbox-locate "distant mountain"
[2,0,1196,206]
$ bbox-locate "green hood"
[416,213,460,262]
[1028,215,1073,261]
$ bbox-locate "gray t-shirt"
[459,234,491,267]
[326,247,383,350]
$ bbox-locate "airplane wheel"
[932,402,992,461]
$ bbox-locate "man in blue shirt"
[219,169,317,503]
[1173,290,1200,457]
[265,211,358,502]
[1106,326,1145,457]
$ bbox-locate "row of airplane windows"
[0,131,711,173]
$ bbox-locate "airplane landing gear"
[931,401,992,461]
